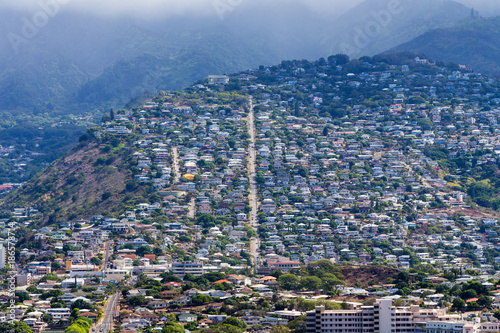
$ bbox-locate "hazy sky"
[0,0,363,18]
[0,0,497,18]
[456,0,500,14]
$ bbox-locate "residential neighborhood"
[3,55,500,333]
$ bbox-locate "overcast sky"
[0,0,497,18]
[0,0,363,18]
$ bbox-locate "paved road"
[188,196,196,219]
[246,96,261,270]
[403,161,432,189]
[173,146,195,218]
[95,293,119,333]
[172,146,181,183]
[101,241,111,271]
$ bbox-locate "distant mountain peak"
[388,15,500,75]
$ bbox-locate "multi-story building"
[16,273,31,286]
[306,300,384,333]
[306,299,460,333]
[373,299,414,333]
[306,301,498,333]
[105,269,128,282]
[44,308,71,320]
[172,261,204,277]
[422,320,500,333]
[36,266,51,275]
[267,260,300,272]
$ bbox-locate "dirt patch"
[341,266,399,287]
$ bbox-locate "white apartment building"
[306,299,412,333]
[105,269,128,282]
[424,320,499,333]
[172,261,204,277]
[45,308,71,320]
[306,300,498,333]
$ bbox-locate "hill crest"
[0,134,150,223]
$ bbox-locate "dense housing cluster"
[3,54,500,333]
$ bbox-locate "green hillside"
[325,0,471,58]
[390,16,500,75]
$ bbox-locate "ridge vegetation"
[1,129,151,223]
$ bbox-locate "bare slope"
[0,136,149,223]
[341,266,399,287]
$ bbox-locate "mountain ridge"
[0,0,474,123]
[389,16,500,75]
[0,134,151,223]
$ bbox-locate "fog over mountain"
[390,16,500,75]
[0,0,362,18]
[456,0,500,16]
[0,0,477,123]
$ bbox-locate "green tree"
[221,317,247,331]
[0,321,33,333]
[306,260,343,279]
[128,295,147,306]
[185,322,198,331]
[65,318,92,333]
[162,322,185,333]
[71,299,95,311]
[160,272,182,283]
[40,289,64,300]
[468,180,492,199]
[452,297,466,310]
[396,271,410,284]
[70,308,80,322]
[26,286,40,293]
[197,160,207,169]
[201,272,225,282]
[16,291,31,302]
[250,325,264,332]
[122,287,131,298]
[321,274,344,292]
[287,316,306,333]
[270,325,290,333]
[136,246,153,257]
[207,325,242,333]
[90,257,102,266]
[278,274,300,290]
[478,295,493,307]
[166,313,177,323]
[300,276,322,291]
[192,294,213,305]
[461,289,477,300]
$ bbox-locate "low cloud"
[0,0,213,17]
[0,0,362,18]
[454,0,500,15]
